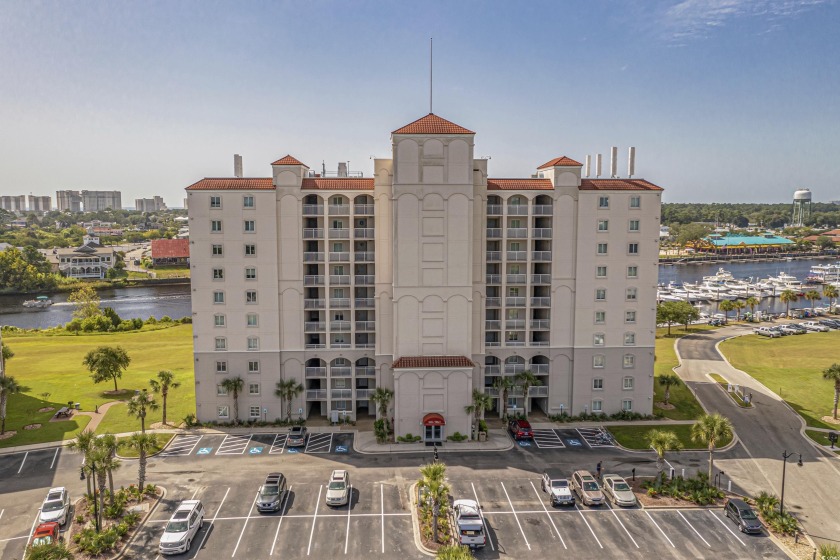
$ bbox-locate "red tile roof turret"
[537,156,582,169]
[301,178,374,190]
[487,179,553,191]
[392,356,475,369]
[185,178,274,191]
[271,155,309,167]
[392,113,474,135]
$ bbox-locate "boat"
[22,295,53,309]
[809,262,840,284]
[702,267,735,284]
[765,272,803,292]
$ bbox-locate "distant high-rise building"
[135,196,167,212]
[56,190,83,212]
[28,195,51,214]
[234,154,243,178]
[0,195,26,214]
[81,190,122,212]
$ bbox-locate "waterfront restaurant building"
[186,114,663,441]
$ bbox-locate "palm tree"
[804,289,822,311]
[514,370,541,417]
[823,284,838,310]
[733,299,746,321]
[124,432,156,490]
[780,289,798,318]
[68,429,97,496]
[745,296,759,318]
[88,443,111,525]
[493,376,515,419]
[822,363,840,420]
[718,299,735,321]
[691,413,734,479]
[657,374,682,406]
[126,389,158,434]
[97,433,120,506]
[370,387,394,431]
[0,375,22,435]
[648,429,682,474]
[419,461,449,544]
[464,388,492,439]
[436,545,473,560]
[275,378,304,423]
[220,376,244,423]
[149,370,180,426]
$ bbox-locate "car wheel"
[187,537,192,550]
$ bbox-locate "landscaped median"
[708,373,753,408]
[116,433,173,458]
[608,423,734,450]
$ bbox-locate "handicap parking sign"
[249,447,264,454]
[335,445,348,453]
[518,441,531,447]
[286,448,299,454]
[567,439,582,446]
[197,448,213,455]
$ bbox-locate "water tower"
[792,188,812,226]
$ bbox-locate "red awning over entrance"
[422,413,446,427]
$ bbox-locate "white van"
[453,499,486,549]
[159,500,205,555]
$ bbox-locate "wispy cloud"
[660,0,828,41]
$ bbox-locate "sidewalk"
[354,429,513,454]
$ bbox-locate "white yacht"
[809,262,840,284]
[702,268,735,284]
[766,272,803,292]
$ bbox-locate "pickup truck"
[800,321,829,332]
[753,327,780,338]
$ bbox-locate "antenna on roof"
[595,154,602,178]
[610,146,618,178]
[628,147,636,178]
[585,155,591,177]
[429,38,433,114]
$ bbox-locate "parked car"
[30,522,60,547]
[571,470,604,506]
[508,419,533,440]
[819,319,840,329]
[801,321,829,332]
[325,469,350,507]
[158,500,205,555]
[601,474,637,507]
[753,327,780,338]
[787,323,808,334]
[453,499,486,549]
[778,324,800,335]
[39,487,70,525]
[724,498,763,534]
[257,472,287,513]
[287,426,308,447]
[541,471,574,506]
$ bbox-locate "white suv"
[39,487,70,525]
[159,500,204,555]
[325,470,350,507]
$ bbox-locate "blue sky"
[1,0,838,206]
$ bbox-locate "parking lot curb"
[408,482,435,557]
[354,430,514,455]
[110,485,166,560]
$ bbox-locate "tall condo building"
[135,196,167,212]
[56,190,83,212]
[28,195,52,214]
[81,190,122,212]
[186,114,663,441]
[0,195,27,214]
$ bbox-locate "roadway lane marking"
[195,486,229,557]
[216,434,252,455]
[678,511,711,547]
[231,491,259,557]
[529,480,566,549]
[499,482,530,551]
[17,452,28,474]
[645,510,675,548]
[470,482,495,552]
[344,485,352,555]
[605,501,638,548]
[0,535,30,543]
[573,503,603,549]
[307,485,323,556]
[380,484,385,555]
[49,448,59,469]
[0,508,4,520]
[269,486,292,556]
[709,510,746,546]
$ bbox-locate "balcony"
[486,274,501,285]
[356,275,375,285]
[483,387,500,397]
[532,274,551,285]
[331,367,352,377]
[485,341,501,347]
[330,342,351,349]
[303,204,323,215]
[529,386,549,396]
[354,204,374,215]
[304,275,324,286]
[331,389,353,399]
[531,297,551,307]
[303,228,324,239]
[507,205,528,215]
[532,205,553,215]
[304,252,324,262]
[305,367,326,377]
[330,298,350,308]
[330,275,351,285]
[506,297,526,307]
[355,298,374,308]
[506,340,526,347]
[530,340,550,347]
[506,274,526,284]
[507,228,528,238]
[304,298,325,309]
[305,343,326,349]
[486,228,502,238]
[530,364,549,374]
[355,321,376,331]
[504,363,526,375]
[329,205,351,215]
[304,321,326,332]
[507,251,527,261]
[330,321,351,331]
[354,251,375,262]
[354,228,375,239]
[505,319,525,329]
[306,389,327,400]
[530,319,550,330]
[486,251,501,262]
[532,251,552,261]
[486,297,501,307]
[485,320,500,331]
[329,228,350,238]
[355,388,374,399]
[532,228,552,239]
[356,367,376,377]
[329,252,350,261]
[484,365,500,375]
[356,342,375,349]
[487,204,502,215]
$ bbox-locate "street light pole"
[90,459,101,532]
[780,450,802,516]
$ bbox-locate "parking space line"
[0,535,30,543]
[195,486,229,556]
[678,511,711,547]
[645,510,675,548]
[231,491,259,557]
[307,485,323,556]
[161,434,203,457]
[23,509,40,560]
[605,502,639,548]
[0,508,4,520]
[709,510,746,546]
[470,483,495,552]
[531,429,566,449]
[344,485,352,554]
[216,434,252,455]
[528,480,566,549]
[305,433,333,453]
[269,434,286,454]
[499,482,531,551]
[50,448,59,469]
[574,503,604,549]
[269,485,292,556]
[17,451,28,474]
[380,484,385,555]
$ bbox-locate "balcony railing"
[303,228,324,239]
[506,274,526,284]
[530,340,550,346]
[355,388,374,399]
[506,297,526,306]
[329,228,350,238]
[356,367,376,376]
[305,343,326,349]
[305,367,326,377]
[354,251,374,262]
[485,341,501,347]
[303,204,323,215]
[507,251,527,261]
[529,386,549,396]
[305,275,324,286]
[531,297,551,307]
[330,342,351,349]
[506,340,526,347]
[355,321,376,331]
[507,205,528,215]
[532,251,552,261]
[356,275,375,285]
[505,319,525,329]
[483,387,500,396]
[486,274,501,284]
[330,298,350,308]
[354,204,374,215]
[531,364,549,374]
[330,275,351,285]
[329,252,350,261]
[331,389,353,399]
[355,298,374,308]
[486,297,501,307]
[485,320,500,331]
[330,321,351,331]
[486,228,502,238]
[354,228,375,239]
[329,205,351,215]
[304,252,324,262]
[532,228,552,239]
[306,389,327,400]
[507,228,527,238]
[486,251,501,261]
[355,342,375,349]
[532,274,551,285]
[304,321,325,332]
[484,365,501,375]
[331,367,352,377]
[304,299,325,309]
[487,204,502,215]
[530,319,550,329]
[532,205,553,215]
[504,363,526,375]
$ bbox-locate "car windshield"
[42,501,64,512]
[613,483,631,491]
[551,480,568,488]
[328,481,346,491]
[32,536,54,546]
[165,520,188,533]
[260,486,279,496]
[740,509,757,520]
[583,482,599,492]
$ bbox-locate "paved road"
[675,325,840,546]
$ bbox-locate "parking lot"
[159,432,355,459]
[517,427,616,450]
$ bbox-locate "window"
[593,378,604,390]
[595,288,606,301]
[217,384,228,396]
[593,333,605,346]
[624,332,636,345]
[596,266,607,278]
[628,243,639,254]
[629,219,640,232]
[592,400,603,412]
[214,337,227,351]
[598,196,609,208]
[249,406,261,418]
[332,219,343,229]
[213,268,224,280]
[247,336,259,351]
[627,266,638,278]
[247,313,258,327]
[630,195,640,208]
[212,244,223,256]
[626,288,637,301]
[249,383,260,395]
[243,195,254,208]
[217,406,229,418]
[246,290,257,304]
[593,355,605,368]
[622,399,633,411]
[597,219,609,231]
[210,196,221,209]
[244,220,255,233]
[248,360,260,373]
[245,244,256,256]
[510,219,521,228]
[334,378,346,389]
[623,354,635,368]
[597,243,608,255]
[595,311,606,324]
[245,267,256,280]
[214,314,226,327]
[213,291,225,304]
[211,220,222,232]
[215,361,227,373]
[625,311,636,323]
[510,242,521,251]
[623,376,634,390]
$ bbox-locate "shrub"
[397,433,422,443]
[179,316,192,324]
[160,315,172,323]
[820,544,840,560]
[103,306,122,328]
[132,317,144,329]
[81,315,112,332]
[65,318,82,334]
[478,419,488,433]
[26,541,75,560]
[447,432,468,442]
[183,413,198,427]
[374,419,388,444]
[146,316,157,324]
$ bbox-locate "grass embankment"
[609,423,733,450]
[653,325,714,421]
[1,324,194,447]
[708,373,752,408]
[804,430,840,455]
[144,267,190,279]
[720,331,840,430]
[117,433,173,458]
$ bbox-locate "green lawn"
[147,267,190,279]
[609,423,733,450]
[653,326,713,421]
[116,433,173,458]
[1,324,194,447]
[720,331,840,429]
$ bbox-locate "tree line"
[662,202,840,229]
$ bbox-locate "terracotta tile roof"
[487,178,554,191]
[392,113,474,135]
[538,156,582,169]
[185,178,274,191]
[301,178,374,190]
[151,238,190,259]
[579,179,663,191]
[392,356,475,369]
[272,155,309,167]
